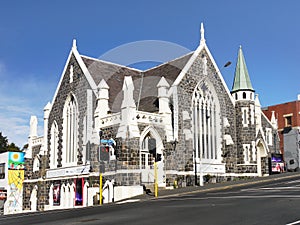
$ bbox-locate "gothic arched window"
[50,121,59,169]
[62,94,78,166]
[193,84,220,161]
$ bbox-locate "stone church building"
[23,24,278,211]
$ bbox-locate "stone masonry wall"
[47,53,97,169]
[174,48,237,174]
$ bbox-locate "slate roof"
[81,52,193,113]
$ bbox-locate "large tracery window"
[63,94,78,166]
[50,121,59,169]
[193,83,220,161]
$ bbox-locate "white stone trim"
[51,44,98,108]
[171,40,235,106]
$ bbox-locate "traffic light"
[99,146,109,161]
[156,153,162,162]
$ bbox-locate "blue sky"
[0,0,299,147]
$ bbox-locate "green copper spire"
[231,46,254,93]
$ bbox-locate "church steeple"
[232,46,254,93]
[231,46,254,101]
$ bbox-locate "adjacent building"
[262,95,300,171]
[0,151,25,214]
[23,24,279,211]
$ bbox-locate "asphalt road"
[1,175,300,225]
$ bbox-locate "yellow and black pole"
[99,129,103,205]
[154,161,158,197]
[99,172,103,205]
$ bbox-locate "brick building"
[23,24,278,211]
[262,95,300,170]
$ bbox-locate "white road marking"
[116,199,140,204]
[242,187,300,192]
[286,179,300,184]
[286,219,300,225]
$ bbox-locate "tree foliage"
[0,132,8,153]
[0,132,20,153]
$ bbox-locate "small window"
[242,108,248,126]
[0,163,5,179]
[285,116,292,127]
[235,93,238,100]
[243,92,246,99]
[33,157,40,172]
[266,128,273,146]
[245,147,249,162]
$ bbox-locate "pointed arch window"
[63,94,78,166]
[141,135,154,168]
[33,156,40,172]
[193,84,220,161]
[50,121,59,169]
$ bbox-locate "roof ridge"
[143,51,193,72]
[80,54,143,72]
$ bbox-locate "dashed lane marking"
[116,199,140,205]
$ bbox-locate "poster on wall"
[53,183,61,206]
[75,178,83,206]
[8,152,25,170]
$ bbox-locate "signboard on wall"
[53,183,61,206]
[75,178,83,206]
[6,152,25,214]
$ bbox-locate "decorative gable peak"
[255,94,261,107]
[98,79,109,90]
[72,39,77,50]
[157,76,170,88]
[271,111,278,129]
[123,76,133,90]
[29,116,38,138]
[200,22,206,46]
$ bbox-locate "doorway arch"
[140,126,165,187]
[256,139,268,177]
[30,185,38,212]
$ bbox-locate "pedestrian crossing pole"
[99,129,103,205]
[100,173,103,205]
[154,161,158,197]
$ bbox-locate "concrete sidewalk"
[131,172,300,201]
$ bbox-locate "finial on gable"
[72,39,77,49]
[200,22,206,45]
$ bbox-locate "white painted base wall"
[114,186,143,202]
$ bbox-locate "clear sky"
[0,0,299,147]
